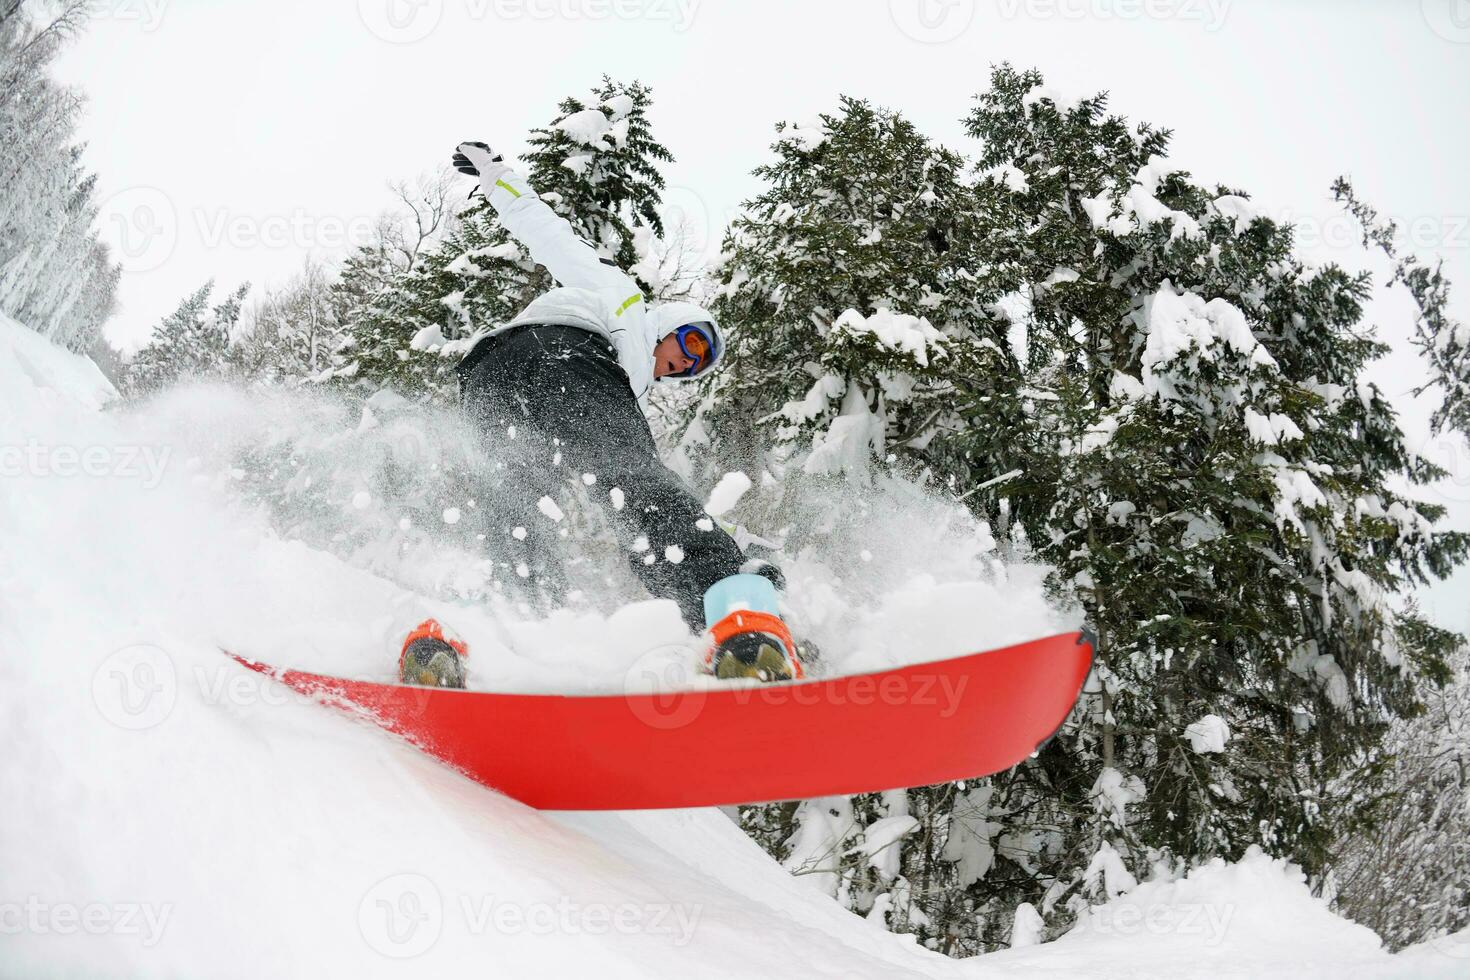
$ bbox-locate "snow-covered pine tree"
[342,78,674,398]
[0,0,119,349]
[950,66,1466,928]
[123,281,250,396]
[712,67,1468,955]
[695,96,1000,508]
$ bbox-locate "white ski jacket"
[462,167,723,402]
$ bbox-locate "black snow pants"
[457,324,745,629]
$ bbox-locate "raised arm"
[453,141,634,294]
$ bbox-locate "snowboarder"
[398,141,803,689]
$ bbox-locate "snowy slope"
[0,309,115,409]
[2,317,1463,978]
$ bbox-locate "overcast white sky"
[53,0,1470,628]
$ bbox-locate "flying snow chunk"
[610,487,625,511]
[442,507,461,525]
[581,472,597,486]
[1184,714,1231,754]
[537,496,564,522]
[351,491,371,510]
[704,471,752,517]
[631,535,650,553]
[512,526,527,541]
[664,545,685,564]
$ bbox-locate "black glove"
[451,141,503,178]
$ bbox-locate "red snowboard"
[228,631,1092,810]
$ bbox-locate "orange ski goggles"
[674,323,715,377]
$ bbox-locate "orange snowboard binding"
[705,609,805,682]
[399,619,469,689]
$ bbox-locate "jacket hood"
[646,300,724,384]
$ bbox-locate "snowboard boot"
[707,609,805,682]
[399,618,469,689]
